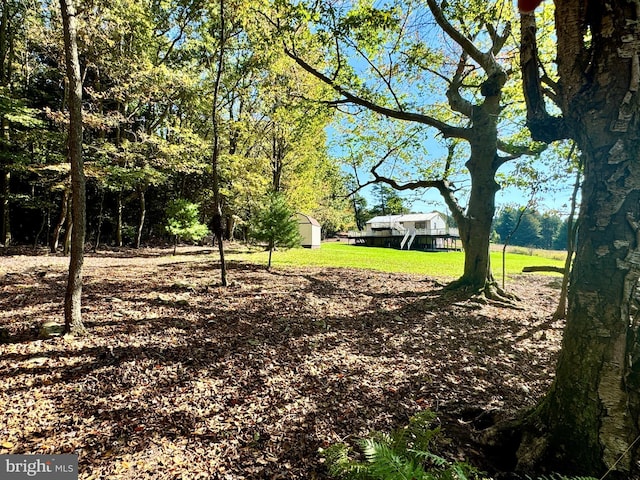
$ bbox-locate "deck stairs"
[400,228,417,250]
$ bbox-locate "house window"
[415,222,426,229]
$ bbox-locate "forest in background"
[0,1,577,254]
[0,0,358,251]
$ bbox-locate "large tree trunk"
[442,98,504,297]
[514,2,640,476]
[60,0,87,335]
[455,163,499,292]
[517,133,640,477]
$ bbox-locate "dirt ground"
[0,246,564,479]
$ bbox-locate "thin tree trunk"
[502,206,528,291]
[51,189,69,253]
[136,186,145,249]
[553,154,581,320]
[93,188,104,252]
[63,201,72,255]
[116,191,123,247]
[225,214,236,241]
[0,3,10,249]
[60,0,86,335]
[0,166,9,247]
[33,208,46,249]
[210,0,228,286]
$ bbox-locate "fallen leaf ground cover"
[0,246,563,479]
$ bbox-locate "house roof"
[366,212,444,224]
[296,213,321,227]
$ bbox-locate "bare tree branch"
[426,0,498,74]
[369,169,465,218]
[346,38,405,110]
[285,46,470,140]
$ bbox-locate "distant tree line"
[352,185,411,230]
[492,207,569,250]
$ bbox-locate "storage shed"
[296,213,321,249]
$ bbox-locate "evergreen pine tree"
[250,193,301,269]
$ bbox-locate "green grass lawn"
[230,241,567,280]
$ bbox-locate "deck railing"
[348,227,459,238]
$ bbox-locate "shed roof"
[296,213,321,227]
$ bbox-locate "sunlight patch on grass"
[230,241,567,280]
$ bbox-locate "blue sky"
[329,119,579,218]
[315,0,574,218]
[354,174,577,217]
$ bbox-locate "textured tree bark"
[59,0,87,335]
[516,0,640,475]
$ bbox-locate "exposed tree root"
[445,277,523,309]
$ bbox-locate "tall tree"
[370,184,409,216]
[278,0,544,298]
[0,0,12,247]
[505,0,640,475]
[209,0,229,286]
[59,0,86,335]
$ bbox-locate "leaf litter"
[0,246,563,478]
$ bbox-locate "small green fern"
[321,410,481,480]
[321,410,602,480]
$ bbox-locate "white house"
[296,213,321,249]
[349,212,460,250]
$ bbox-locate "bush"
[165,199,209,254]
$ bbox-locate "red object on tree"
[518,0,544,13]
